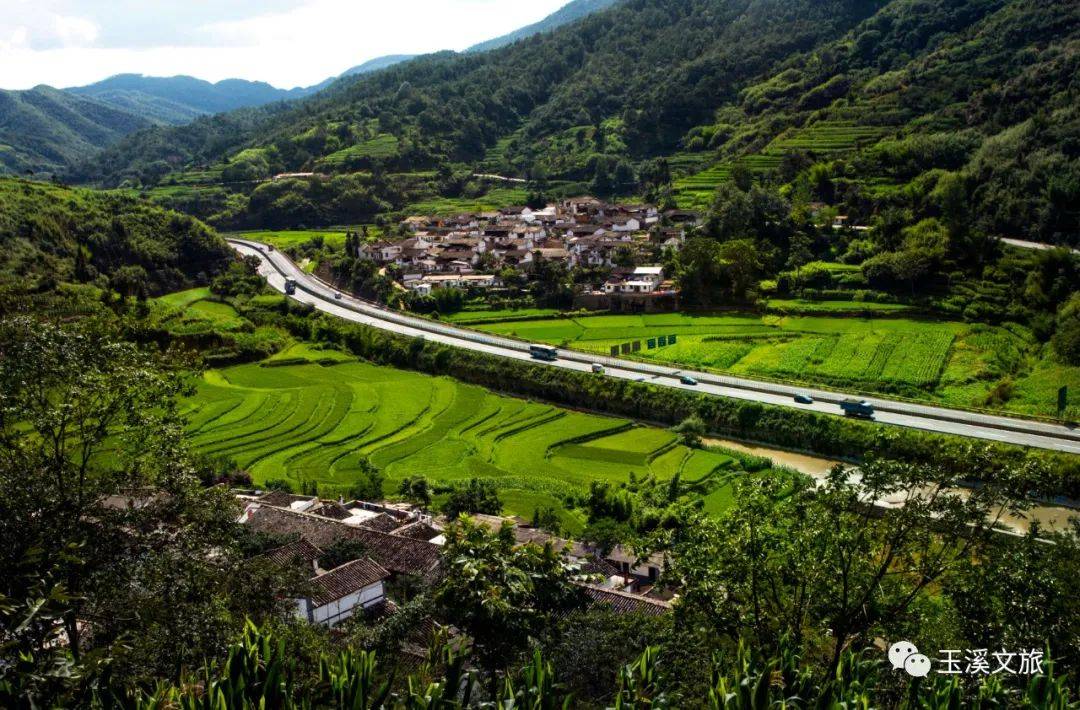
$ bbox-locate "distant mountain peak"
[467,0,620,53]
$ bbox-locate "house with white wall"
[297,558,390,628]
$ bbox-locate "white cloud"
[50,13,98,46]
[0,3,99,51]
[0,0,570,90]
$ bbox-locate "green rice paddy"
[473,312,1078,418]
[183,348,747,532]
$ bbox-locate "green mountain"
[0,86,151,175]
[71,0,1079,243]
[466,0,620,53]
[0,177,232,295]
[67,74,305,126]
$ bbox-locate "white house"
[632,266,664,288]
[298,558,390,627]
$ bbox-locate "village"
[237,489,671,634]
[345,197,700,312]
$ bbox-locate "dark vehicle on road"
[284,278,297,295]
[794,393,814,404]
[841,399,875,419]
[680,375,698,386]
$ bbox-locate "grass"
[442,307,562,324]
[156,287,212,309]
[404,187,530,216]
[153,289,248,332]
[230,229,349,250]
[765,299,915,315]
[183,357,752,529]
[471,311,1073,416]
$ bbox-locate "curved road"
[230,238,1080,454]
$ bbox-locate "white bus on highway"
[529,344,558,361]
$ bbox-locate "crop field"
[231,229,359,250]
[182,352,746,532]
[442,307,561,324]
[672,121,891,208]
[317,134,400,168]
[154,289,249,333]
[765,299,916,315]
[404,187,530,216]
[469,312,1078,413]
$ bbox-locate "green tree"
[671,415,706,448]
[443,478,502,519]
[350,456,386,502]
[319,540,371,571]
[398,476,432,508]
[668,451,1036,671]
[1051,294,1080,365]
[433,519,583,689]
[0,316,290,688]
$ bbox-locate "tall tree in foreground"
[0,316,293,699]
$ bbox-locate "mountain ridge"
[466,0,620,53]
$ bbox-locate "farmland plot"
[184,354,749,531]
[474,312,1058,412]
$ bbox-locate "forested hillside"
[78,0,887,185]
[0,178,233,296]
[69,0,1079,246]
[0,86,151,175]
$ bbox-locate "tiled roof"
[258,491,316,509]
[265,538,321,571]
[393,521,443,541]
[309,558,390,606]
[310,502,353,520]
[245,505,441,579]
[578,585,672,616]
[358,513,406,533]
[580,556,622,579]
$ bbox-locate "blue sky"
[0,0,569,90]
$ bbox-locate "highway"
[230,238,1080,454]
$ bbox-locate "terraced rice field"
[317,134,400,168]
[183,353,743,532]
[673,121,891,208]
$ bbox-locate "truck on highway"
[284,278,298,295]
[841,399,875,419]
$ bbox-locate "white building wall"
[308,581,386,627]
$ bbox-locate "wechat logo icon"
[889,641,931,678]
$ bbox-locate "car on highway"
[794,393,814,404]
[591,363,605,374]
[679,375,698,386]
[334,292,342,300]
